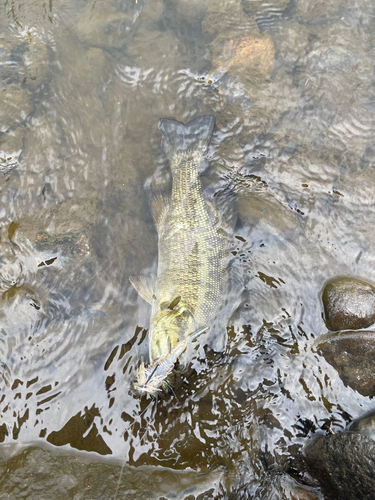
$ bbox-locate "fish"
[130,114,234,395]
[134,326,209,396]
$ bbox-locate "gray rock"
[317,331,375,397]
[304,432,375,500]
[322,277,375,331]
[349,409,375,441]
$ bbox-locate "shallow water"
[0,0,375,498]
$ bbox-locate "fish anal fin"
[129,273,156,304]
[150,191,170,233]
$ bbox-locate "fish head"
[149,302,194,362]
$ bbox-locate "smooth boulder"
[318,331,375,397]
[322,277,375,331]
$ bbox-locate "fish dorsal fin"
[150,191,170,233]
[129,273,157,304]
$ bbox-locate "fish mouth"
[134,327,209,398]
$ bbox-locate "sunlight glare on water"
[0,0,375,498]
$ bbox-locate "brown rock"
[322,277,375,331]
[210,34,275,76]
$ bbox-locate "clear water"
[0,0,374,498]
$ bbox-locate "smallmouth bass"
[130,115,233,395]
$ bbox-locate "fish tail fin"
[159,115,215,164]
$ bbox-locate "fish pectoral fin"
[129,273,157,304]
[150,191,170,233]
[168,295,181,310]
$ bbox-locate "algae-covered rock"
[304,432,375,500]
[317,331,375,397]
[322,277,375,331]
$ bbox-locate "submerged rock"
[304,432,375,500]
[10,198,96,270]
[173,0,210,23]
[294,24,372,115]
[0,86,32,134]
[349,409,375,441]
[318,331,375,397]
[271,22,309,69]
[72,2,134,49]
[242,0,289,16]
[127,29,178,70]
[22,34,49,88]
[209,34,275,76]
[0,38,26,86]
[0,446,226,499]
[0,127,25,175]
[202,0,254,40]
[322,277,375,331]
[295,0,350,22]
